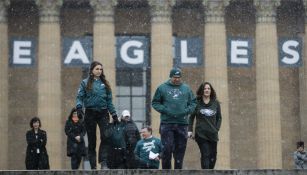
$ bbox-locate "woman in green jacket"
[76,61,118,169]
[188,82,222,169]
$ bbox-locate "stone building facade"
[0,0,306,170]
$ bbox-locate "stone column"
[300,0,307,145]
[202,0,230,169]
[36,0,63,169]
[0,0,9,170]
[90,0,117,95]
[148,0,174,136]
[254,0,282,169]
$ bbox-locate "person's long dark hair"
[196,82,217,102]
[86,61,111,92]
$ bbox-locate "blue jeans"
[160,123,188,169]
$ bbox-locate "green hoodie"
[188,99,222,142]
[152,80,196,124]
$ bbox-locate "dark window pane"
[116,68,143,86]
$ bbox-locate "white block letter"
[13,41,32,64]
[231,40,249,64]
[64,41,90,64]
[181,40,197,63]
[281,40,300,65]
[120,40,144,64]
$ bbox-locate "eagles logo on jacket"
[188,99,222,142]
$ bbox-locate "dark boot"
[100,161,109,170]
[209,157,216,169]
[88,155,96,169]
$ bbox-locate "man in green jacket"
[134,126,162,169]
[152,68,196,169]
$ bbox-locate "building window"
[116,67,150,129]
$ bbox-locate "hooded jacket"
[152,80,196,124]
[188,99,222,142]
[64,117,86,157]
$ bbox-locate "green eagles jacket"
[76,77,116,115]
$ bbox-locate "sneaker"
[100,161,109,170]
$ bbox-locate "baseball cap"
[169,68,182,78]
[121,110,131,117]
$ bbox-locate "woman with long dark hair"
[188,82,222,169]
[76,61,118,169]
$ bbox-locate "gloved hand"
[76,107,84,120]
[112,114,119,124]
[188,131,193,138]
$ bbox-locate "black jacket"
[124,120,141,152]
[25,129,49,169]
[123,120,141,169]
[65,119,86,157]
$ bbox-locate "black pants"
[196,135,217,169]
[26,153,40,170]
[71,154,82,170]
[160,123,188,169]
[84,109,110,169]
[108,148,126,169]
[138,161,159,169]
[125,148,138,169]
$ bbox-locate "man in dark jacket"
[105,117,126,169]
[121,110,141,169]
[152,68,197,169]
